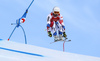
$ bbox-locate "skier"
[47,7,67,41]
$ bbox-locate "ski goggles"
[54,11,60,14]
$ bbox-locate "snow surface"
[0,39,100,61]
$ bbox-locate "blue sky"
[0,0,100,57]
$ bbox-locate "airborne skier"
[47,7,67,41]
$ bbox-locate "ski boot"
[54,35,59,42]
[59,35,63,41]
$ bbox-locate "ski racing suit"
[47,12,65,37]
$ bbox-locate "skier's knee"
[53,32,57,36]
[59,31,62,35]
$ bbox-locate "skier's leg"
[59,31,63,40]
[53,32,59,41]
[58,23,63,40]
[52,24,59,41]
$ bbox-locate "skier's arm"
[59,15,65,30]
[59,15,67,37]
[47,14,51,32]
[47,14,52,37]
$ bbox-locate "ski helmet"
[53,6,60,14]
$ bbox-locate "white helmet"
[53,6,60,13]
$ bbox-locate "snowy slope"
[0,39,100,61]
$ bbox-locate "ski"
[50,38,71,44]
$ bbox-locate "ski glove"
[48,31,52,37]
[63,32,67,38]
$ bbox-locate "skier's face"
[54,11,60,15]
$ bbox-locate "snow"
[0,39,100,61]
